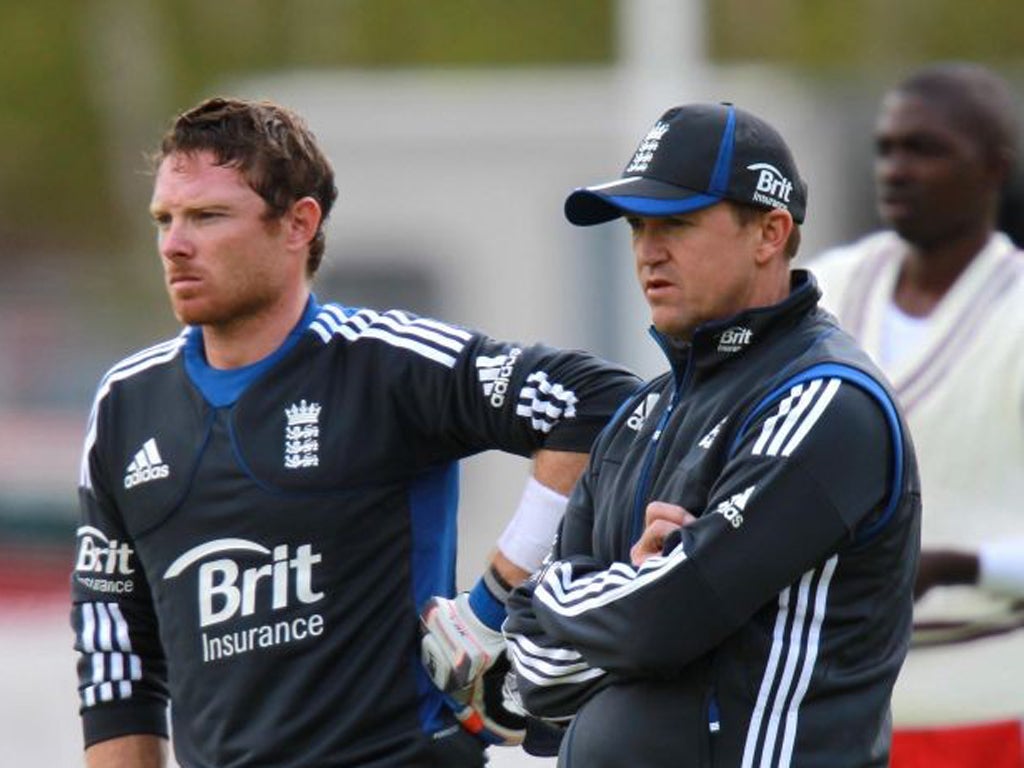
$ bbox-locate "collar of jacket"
[648,269,822,381]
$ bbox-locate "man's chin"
[881,208,933,246]
[170,302,220,327]
[889,220,944,250]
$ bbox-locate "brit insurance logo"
[284,399,321,469]
[163,538,325,663]
[717,326,753,354]
[476,347,522,408]
[626,121,671,173]
[124,437,169,489]
[746,162,794,211]
[74,525,135,595]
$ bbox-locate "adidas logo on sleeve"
[475,348,522,408]
[124,437,170,489]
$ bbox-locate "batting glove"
[420,593,506,693]
[447,651,527,746]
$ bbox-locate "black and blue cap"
[565,102,807,226]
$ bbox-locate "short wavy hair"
[895,62,1019,172]
[155,97,339,277]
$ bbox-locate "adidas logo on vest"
[124,438,170,489]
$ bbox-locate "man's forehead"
[158,150,237,178]
[152,151,253,202]
[876,93,965,140]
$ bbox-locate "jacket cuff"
[82,699,169,748]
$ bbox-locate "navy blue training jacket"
[506,271,921,768]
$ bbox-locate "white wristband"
[979,538,1024,598]
[497,476,569,573]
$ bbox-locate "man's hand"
[447,652,527,746]
[630,501,697,567]
[420,593,505,693]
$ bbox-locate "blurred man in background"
[811,62,1024,767]
[70,96,639,768]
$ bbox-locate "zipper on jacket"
[629,403,674,542]
[630,340,695,543]
[707,692,721,734]
[704,689,721,768]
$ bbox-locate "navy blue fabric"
[730,361,905,537]
[410,462,461,733]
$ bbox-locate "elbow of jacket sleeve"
[568,573,738,676]
[516,671,601,721]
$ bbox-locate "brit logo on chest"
[163,538,326,662]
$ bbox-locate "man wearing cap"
[503,103,921,767]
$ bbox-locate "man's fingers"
[644,501,696,528]
[630,518,682,567]
[631,503,698,567]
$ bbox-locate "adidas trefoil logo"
[713,485,755,529]
[124,438,170,489]
[284,399,322,469]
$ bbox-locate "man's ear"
[755,209,794,264]
[989,146,1016,190]
[285,196,323,252]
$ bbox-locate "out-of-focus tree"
[0,3,118,252]
[3,0,1022,273]
[710,0,1024,70]
[0,0,614,265]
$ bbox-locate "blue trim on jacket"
[409,462,461,734]
[729,362,905,539]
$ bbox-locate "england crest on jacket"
[284,399,321,469]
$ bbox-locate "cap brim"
[564,176,722,226]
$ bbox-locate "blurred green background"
[5,0,1023,275]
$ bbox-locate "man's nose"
[159,220,193,259]
[876,149,911,186]
[634,230,668,266]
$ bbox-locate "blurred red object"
[0,546,72,610]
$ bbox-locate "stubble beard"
[168,280,280,333]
